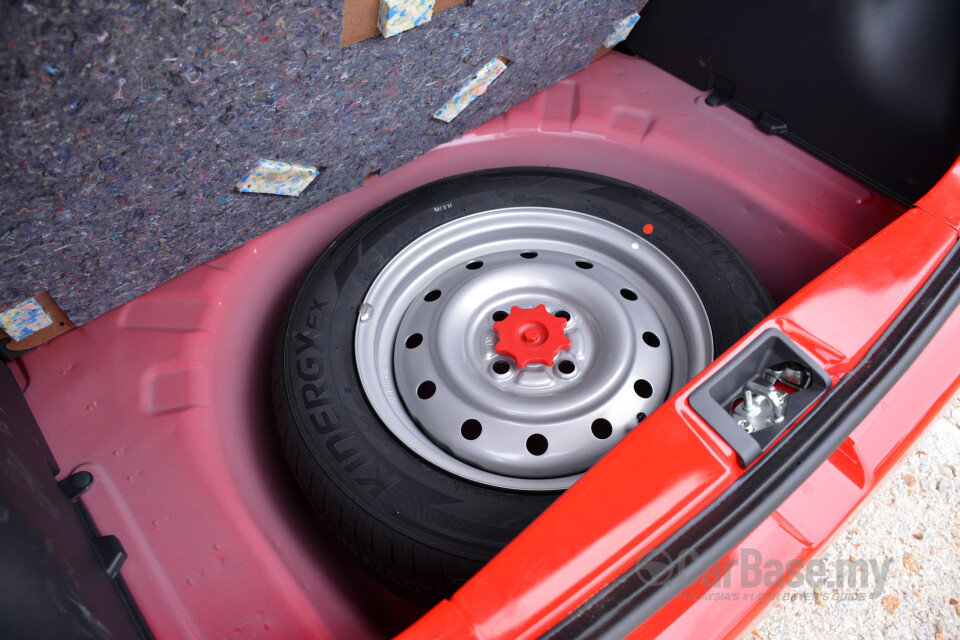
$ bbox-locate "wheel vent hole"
[424,289,442,302]
[492,310,509,322]
[634,379,653,398]
[575,260,593,269]
[466,261,483,270]
[526,434,548,456]
[417,381,437,399]
[521,251,539,259]
[558,360,576,375]
[461,419,482,440]
[405,333,423,349]
[554,310,570,321]
[642,331,660,348]
[591,418,612,439]
[620,288,638,301]
[492,360,510,375]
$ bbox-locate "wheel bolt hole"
[424,289,442,302]
[520,251,538,259]
[575,260,593,269]
[526,434,548,456]
[591,418,612,440]
[557,360,576,375]
[417,381,437,399]
[554,310,570,321]
[634,379,653,398]
[492,360,510,375]
[405,333,423,349]
[466,261,483,270]
[620,288,638,301]
[492,310,508,322]
[642,331,660,348]
[461,419,482,440]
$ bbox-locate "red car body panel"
[920,159,960,231]
[11,53,959,639]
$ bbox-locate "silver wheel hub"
[355,207,713,490]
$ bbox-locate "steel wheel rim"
[355,207,713,490]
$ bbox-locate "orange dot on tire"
[642,223,654,234]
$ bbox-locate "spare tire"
[273,168,773,605]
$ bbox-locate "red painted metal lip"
[493,304,570,368]
[918,154,960,231]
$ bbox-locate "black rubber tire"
[273,168,774,606]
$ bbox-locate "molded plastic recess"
[16,55,898,639]
[689,329,831,467]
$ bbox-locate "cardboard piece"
[235,160,321,197]
[603,12,641,48]
[378,0,436,38]
[433,56,510,122]
[0,292,74,354]
[596,2,652,61]
[0,297,52,341]
[342,0,464,47]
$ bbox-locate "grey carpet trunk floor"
[1,0,636,324]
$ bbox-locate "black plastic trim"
[689,329,831,467]
[0,362,154,640]
[59,470,95,501]
[623,0,960,205]
[75,501,154,639]
[540,240,960,640]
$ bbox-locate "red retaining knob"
[493,304,571,368]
